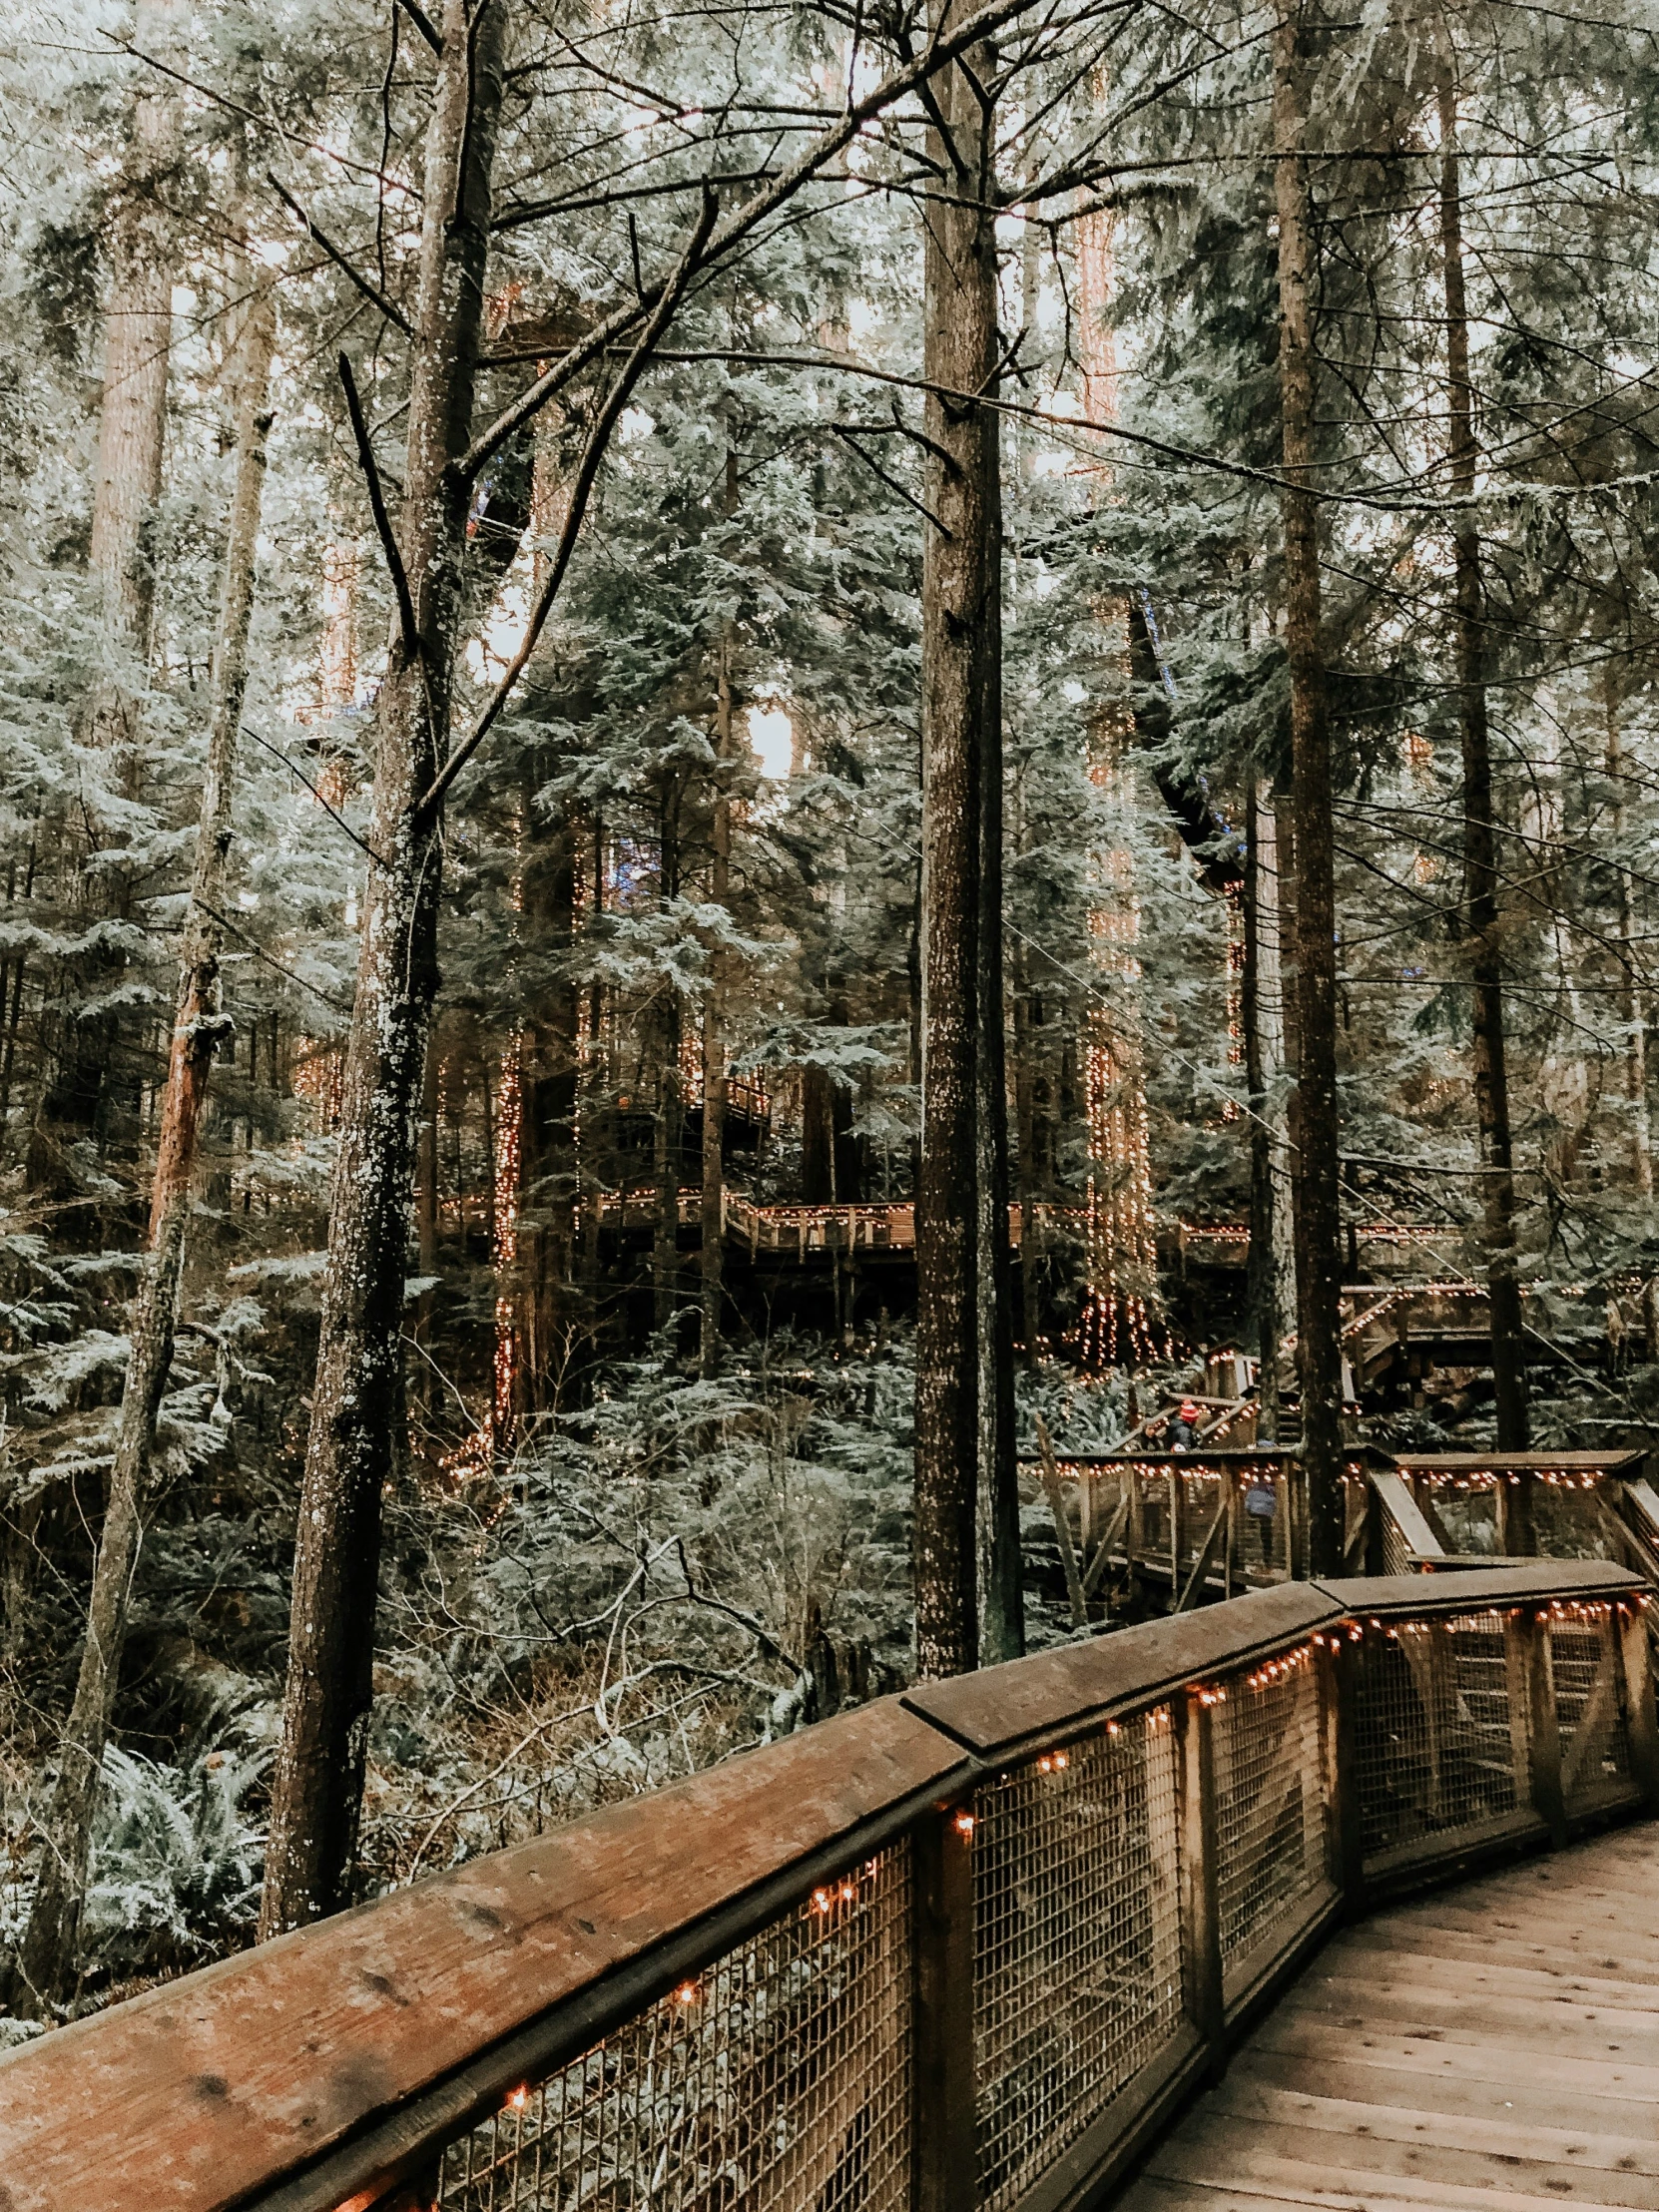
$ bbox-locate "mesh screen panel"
[1378,1503,1413,1578]
[1354,1612,1521,1865]
[1551,1613,1631,1805]
[972,1710,1183,2212]
[1213,1653,1325,1965]
[434,1844,911,2212]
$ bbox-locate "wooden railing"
[592,1193,1094,1257]
[2,1563,1654,2212]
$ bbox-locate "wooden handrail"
[2,1560,1653,2212]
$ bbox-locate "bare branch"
[269,174,415,337]
[419,189,720,818]
[395,0,444,54]
[455,0,1099,486]
[336,352,421,666]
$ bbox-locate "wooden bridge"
[1027,1444,1659,1620]
[1,1561,1655,2212]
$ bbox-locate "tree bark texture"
[13,269,276,2015]
[914,18,1018,1676]
[90,0,182,663]
[259,0,507,1937]
[29,0,181,1199]
[1273,0,1344,1574]
[1437,77,1529,1455]
[701,646,734,1376]
[1244,783,1280,1442]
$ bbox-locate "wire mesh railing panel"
[1213,1648,1325,1966]
[1353,1612,1522,1866]
[434,1844,911,2212]
[1551,1610,1631,1806]
[1378,1501,1413,1578]
[1179,1473,1225,1586]
[972,1710,1183,2212]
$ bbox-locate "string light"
[1078,685,1169,1372]
[953,1811,976,1837]
[1244,1642,1315,1692]
[1222,883,1244,1120]
[1035,1750,1071,1775]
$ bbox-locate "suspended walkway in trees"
[3,1563,1656,2212]
[1030,1443,1659,1619]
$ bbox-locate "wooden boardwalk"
[1123,1821,1659,2211]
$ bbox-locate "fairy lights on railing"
[1244,1642,1316,1693]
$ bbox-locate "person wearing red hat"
[1170,1399,1201,1451]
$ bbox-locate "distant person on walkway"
[1169,1399,1201,1451]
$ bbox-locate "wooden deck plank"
[1276,1972,1659,2054]
[1335,1919,1659,1991]
[1229,2047,1659,2139]
[1164,2106,1659,2207]
[1146,2136,1644,2211]
[1123,1821,1659,2208]
[1205,2070,1659,2178]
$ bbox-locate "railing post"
[1618,1598,1659,1809]
[1177,1687,1224,2063]
[1514,1603,1567,1846]
[1321,1629,1367,1913]
[912,1804,976,2212]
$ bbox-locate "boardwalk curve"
[1125,1822,1659,2210]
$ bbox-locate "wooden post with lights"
[912,1802,976,2212]
[1177,1685,1224,2056]
[1322,1624,1368,1914]
[1518,1603,1567,1848]
[1618,1597,1659,1810]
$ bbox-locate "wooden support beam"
[1619,1598,1659,1810]
[1518,1605,1567,1846]
[1371,1468,1445,1559]
[1175,1491,1231,1613]
[912,1805,976,2212]
[1082,1491,1129,1599]
[1037,1415,1088,1629]
[1177,1688,1224,2053]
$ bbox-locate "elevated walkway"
[1127,1820,1659,2211]
[1,1564,1655,2211]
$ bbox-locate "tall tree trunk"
[0,844,36,1141]
[701,645,734,1377]
[11,267,276,2016]
[512,410,581,1413]
[31,0,181,1198]
[653,801,683,1335]
[516,814,578,1412]
[1437,75,1528,1458]
[1605,683,1654,1349]
[1273,0,1344,1574]
[1012,904,1041,1364]
[1244,783,1280,1441]
[914,12,1017,1675]
[259,0,507,1937]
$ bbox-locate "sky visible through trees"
[1,0,1658,2018]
